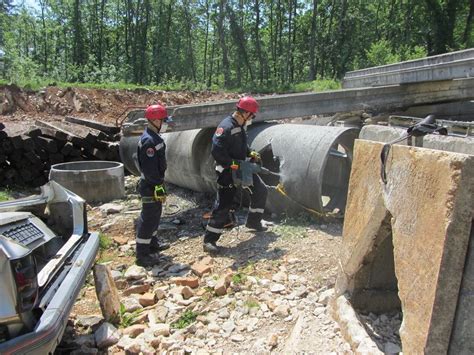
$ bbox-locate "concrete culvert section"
[49,161,125,203]
[247,124,359,214]
[120,122,359,215]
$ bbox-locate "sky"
[12,0,40,11]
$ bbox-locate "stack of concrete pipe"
[120,122,359,215]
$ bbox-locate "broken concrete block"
[93,264,121,324]
[95,322,120,348]
[123,284,151,296]
[138,292,157,307]
[335,141,474,354]
[192,262,212,277]
[172,276,200,288]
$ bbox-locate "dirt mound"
[0,84,239,126]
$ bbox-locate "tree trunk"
[424,0,460,54]
[203,0,210,83]
[254,0,264,84]
[216,0,231,87]
[308,0,318,80]
[463,0,474,46]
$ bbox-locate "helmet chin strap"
[148,120,162,132]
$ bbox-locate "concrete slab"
[360,125,474,155]
[336,140,474,354]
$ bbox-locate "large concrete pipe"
[49,161,125,203]
[120,122,359,214]
[246,124,359,214]
[120,122,216,192]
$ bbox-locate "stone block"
[336,140,474,354]
[93,264,121,324]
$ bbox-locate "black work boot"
[245,220,268,232]
[203,241,219,253]
[150,239,170,252]
[136,252,162,267]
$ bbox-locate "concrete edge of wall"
[330,294,383,354]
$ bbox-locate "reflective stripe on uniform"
[249,207,264,213]
[206,225,224,234]
[230,127,242,135]
[155,142,164,151]
[136,238,151,244]
[152,230,158,237]
[215,165,225,173]
[141,196,159,204]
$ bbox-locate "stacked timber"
[0,118,120,187]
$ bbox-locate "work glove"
[249,151,261,163]
[230,160,242,171]
[154,184,167,203]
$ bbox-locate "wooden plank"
[65,116,120,135]
[35,120,74,141]
[33,136,58,153]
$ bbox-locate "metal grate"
[3,222,44,246]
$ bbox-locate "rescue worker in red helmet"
[203,96,269,253]
[135,104,173,266]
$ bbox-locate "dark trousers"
[136,198,162,257]
[204,173,267,243]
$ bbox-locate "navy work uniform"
[204,115,268,244]
[136,126,167,259]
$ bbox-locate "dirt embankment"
[0,84,240,127]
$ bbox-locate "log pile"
[0,118,121,187]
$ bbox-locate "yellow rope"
[275,183,342,219]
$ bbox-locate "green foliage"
[119,303,142,328]
[245,298,260,309]
[293,79,341,93]
[99,233,112,251]
[0,189,11,202]
[273,214,315,239]
[232,273,247,285]
[0,1,470,89]
[366,40,401,67]
[171,310,198,329]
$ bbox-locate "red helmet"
[236,96,259,114]
[145,104,168,120]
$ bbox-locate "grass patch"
[232,273,247,285]
[0,189,12,202]
[1,78,342,95]
[272,214,316,239]
[171,310,198,329]
[99,233,113,250]
[245,297,260,308]
[119,304,142,328]
[97,233,115,263]
[292,79,341,92]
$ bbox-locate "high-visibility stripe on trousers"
[204,174,267,243]
[136,197,162,257]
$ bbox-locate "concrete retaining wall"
[335,140,474,353]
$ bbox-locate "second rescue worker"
[203,96,269,253]
[135,104,173,267]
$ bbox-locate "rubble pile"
[65,257,352,354]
